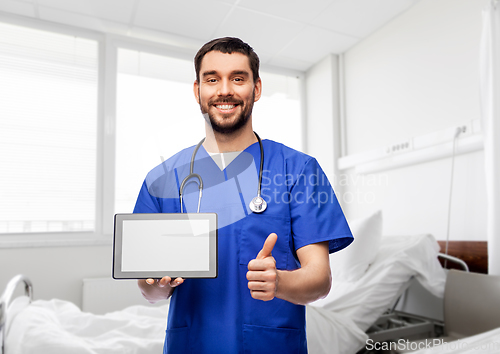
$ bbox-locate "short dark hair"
[194,37,260,84]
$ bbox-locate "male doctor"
[135,37,353,353]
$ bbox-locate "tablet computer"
[113,213,217,279]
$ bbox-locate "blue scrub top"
[134,140,353,354]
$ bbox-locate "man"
[135,37,353,353]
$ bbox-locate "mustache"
[208,97,243,105]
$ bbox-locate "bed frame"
[0,275,32,354]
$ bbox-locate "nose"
[217,78,233,96]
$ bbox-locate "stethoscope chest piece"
[249,196,267,213]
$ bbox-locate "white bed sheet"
[306,305,368,354]
[311,234,446,332]
[4,296,367,354]
[5,298,167,354]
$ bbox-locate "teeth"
[216,104,235,110]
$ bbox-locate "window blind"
[0,22,98,234]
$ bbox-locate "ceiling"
[0,0,421,72]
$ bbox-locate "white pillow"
[330,210,383,282]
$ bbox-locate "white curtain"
[480,0,500,275]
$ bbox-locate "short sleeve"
[133,180,161,213]
[289,158,353,254]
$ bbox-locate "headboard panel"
[437,241,488,274]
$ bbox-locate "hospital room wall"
[304,54,341,185]
[0,244,113,308]
[338,0,489,242]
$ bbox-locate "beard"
[199,91,255,135]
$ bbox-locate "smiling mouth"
[214,103,239,113]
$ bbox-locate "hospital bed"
[1,210,450,354]
[308,232,448,353]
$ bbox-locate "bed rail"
[1,275,33,354]
[438,252,469,272]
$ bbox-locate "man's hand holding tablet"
[138,276,185,303]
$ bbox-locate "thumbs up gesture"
[246,233,279,301]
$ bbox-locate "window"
[0,22,98,234]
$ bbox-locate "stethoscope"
[179,132,267,214]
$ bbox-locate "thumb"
[257,233,277,259]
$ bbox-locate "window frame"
[0,13,306,248]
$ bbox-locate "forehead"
[199,51,253,78]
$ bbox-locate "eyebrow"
[201,70,250,78]
[231,70,250,77]
[201,70,218,78]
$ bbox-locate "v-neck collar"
[198,140,261,172]
[207,151,243,171]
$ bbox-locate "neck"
[203,121,258,153]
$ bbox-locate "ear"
[253,78,262,102]
[193,80,200,104]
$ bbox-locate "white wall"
[305,54,340,184]
[341,0,488,241]
[345,0,486,155]
[0,245,114,308]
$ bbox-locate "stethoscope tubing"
[179,132,265,213]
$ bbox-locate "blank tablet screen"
[113,213,217,279]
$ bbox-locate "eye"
[207,78,218,83]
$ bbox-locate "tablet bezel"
[113,213,217,279]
